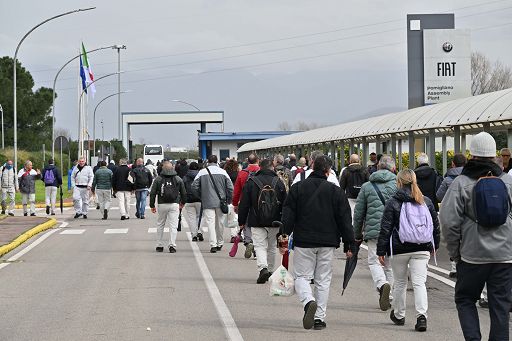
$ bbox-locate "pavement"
[0,200,510,340]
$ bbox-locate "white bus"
[143,144,164,165]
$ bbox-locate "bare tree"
[296,121,319,131]
[278,121,291,131]
[54,127,71,140]
[472,52,512,95]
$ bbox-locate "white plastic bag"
[269,265,295,297]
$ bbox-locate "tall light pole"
[93,90,130,157]
[51,44,119,159]
[78,72,121,159]
[13,7,95,171]
[113,45,126,140]
[0,104,4,150]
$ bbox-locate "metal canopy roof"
[237,88,512,153]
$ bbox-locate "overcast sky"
[1,0,511,148]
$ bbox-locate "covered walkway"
[237,88,512,174]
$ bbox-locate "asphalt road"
[0,200,509,341]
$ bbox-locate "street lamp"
[92,90,130,157]
[0,104,3,150]
[171,99,201,111]
[13,7,95,171]
[113,44,127,140]
[78,71,122,159]
[51,44,120,159]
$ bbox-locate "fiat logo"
[442,42,453,53]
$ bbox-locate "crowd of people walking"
[1,131,511,338]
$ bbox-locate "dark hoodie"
[461,158,502,179]
[41,164,62,187]
[377,187,440,257]
[414,164,440,211]
[340,163,369,199]
[183,169,200,203]
[149,168,186,207]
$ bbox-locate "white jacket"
[71,165,94,187]
[1,166,18,190]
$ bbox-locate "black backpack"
[346,169,365,198]
[250,176,280,226]
[160,176,179,203]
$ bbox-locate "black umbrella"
[59,186,64,214]
[341,240,362,295]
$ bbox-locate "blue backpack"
[473,173,511,228]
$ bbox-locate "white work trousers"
[391,251,430,319]
[1,188,15,214]
[156,203,179,248]
[117,191,131,218]
[367,240,394,290]
[200,208,226,248]
[45,186,57,214]
[73,187,90,215]
[183,202,201,236]
[21,193,36,214]
[293,246,335,321]
[252,227,278,272]
[96,189,112,211]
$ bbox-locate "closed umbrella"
[341,241,362,295]
[59,186,64,214]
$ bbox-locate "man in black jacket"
[414,153,440,211]
[238,159,287,284]
[281,156,356,330]
[132,158,153,219]
[112,158,133,220]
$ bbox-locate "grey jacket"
[436,166,463,202]
[353,170,397,241]
[440,160,512,263]
[1,166,18,190]
[191,164,233,209]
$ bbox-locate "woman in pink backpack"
[376,169,440,332]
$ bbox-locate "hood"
[369,169,396,183]
[393,187,416,202]
[308,171,328,180]
[186,169,199,178]
[161,169,177,177]
[446,167,463,177]
[414,164,436,179]
[461,158,502,179]
[347,164,363,172]
[45,165,56,170]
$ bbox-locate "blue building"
[198,131,300,161]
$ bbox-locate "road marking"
[148,227,169,233]
[359,244,456,289]
[0,228,62,272]
[59,221,69,228]
[104,228,129,234]
[60,229,86,235]
[187,232,244,341]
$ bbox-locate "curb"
[14,202,74,209]
[0,218,58,257]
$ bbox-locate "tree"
[471,52,512,95]
[278,121,291,131]
[277,120,322,131]
[0,56,54,151]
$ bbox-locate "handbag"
[205,167,229,214]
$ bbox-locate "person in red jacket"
[233,153,260,258]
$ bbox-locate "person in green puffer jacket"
[92,161,113,220]
[353,155,397,312]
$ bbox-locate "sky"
[1,0,511,148]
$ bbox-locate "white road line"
[104,228,129,234]
[359,244,456,289]
[187,232,244,341]
[6,228,61,263]
[60,229,86,235]
[147,227,169,233]
[59,221,69,228]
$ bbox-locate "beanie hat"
[470,132,496,157]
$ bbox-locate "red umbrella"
[229,229,242,257]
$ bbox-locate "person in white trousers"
[281,155,356,330]
[377,169,440,332]
[181,162,203,241]
[41,159,62,216]
[112,158,134,220]
[149,161,187,253]
[17,160,41,216]
[1,160,18,216]
[71,157,94,219]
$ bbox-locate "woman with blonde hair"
[376,169,440,332]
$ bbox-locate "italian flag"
[81,42,96,97]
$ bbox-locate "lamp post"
[0,104,4,150]
[171,99,201,111]
[113,45,127,140]
[92,91,130,157]
[78,71,121,159]
[13,7,95,171]
[51,44,119,159]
